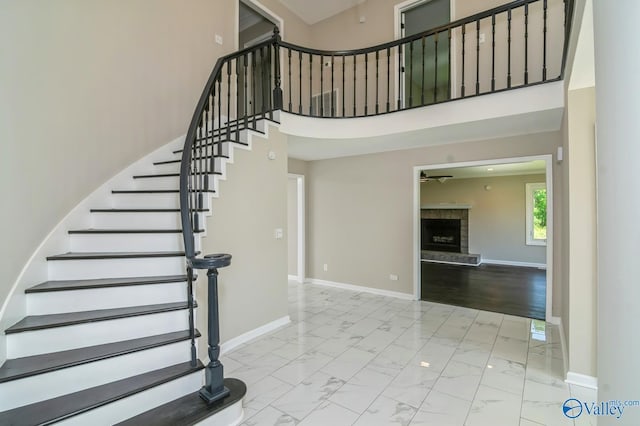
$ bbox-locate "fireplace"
[422,219,462,253]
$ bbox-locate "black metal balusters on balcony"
[178,0,575,406]
[277,0,571,118]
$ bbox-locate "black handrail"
[178,0,574,406]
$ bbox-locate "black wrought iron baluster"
[476,20,480,95]
[375,50,379,114]
[209,85,216,175]
[243,54,248,129]
[268,43,274,119]
[235,58,240,143]
[309,54,313,116]
[260,47,266,120]
[353,54,357,116]
[397,44,402,109]
[331,54,335,117]
[203,96,210,195]
[288,48,292,111]
[187,266,196,366]
[364,52,368,115]
[492,14,496,91]
[543,0,548,81]
[524,3,529,85]
[386,47,390,112]
[409,41,413,107]
[320,54,324,117]
[435,32,439,102]
[217,75,222,158]
[508,8,512,88]
[461,23,466,97]
[298,50,302,114]
[251,50,257,130]
[448,29,452,99]
[342,55,346,117]
[421,36,426,105]
[226,61,232,140]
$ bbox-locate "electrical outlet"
[479,33,486,43]
[215,34,223,45]
[274,228,283,239]
[323,264,328,272]
[389,274,399,281]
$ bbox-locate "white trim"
[422,203,472,209]
[566,372,598,390]
[288,274,298,281]
[414,154,554,323]
[481,259,547,269]
[307,278,415,301]
[421,259,480,267]
[288,173,305,284]
[220,315,290,355]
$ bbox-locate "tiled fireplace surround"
[421,208,469,254]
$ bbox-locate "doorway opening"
[397,0,452,107]
[413,156,553,321]
[287,174,305,283]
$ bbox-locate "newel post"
[198,253,232,404]
[272,26,283,110]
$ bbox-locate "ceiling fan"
[420,171,453,183]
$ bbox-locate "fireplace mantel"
[421,204,472,209]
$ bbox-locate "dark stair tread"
[0,329,201,383]
[46,251,187,260]
[26,275,191,293]
[111,189,216,194]
[90,208,208,213]
[154,155,228,166]
[132,172,221,179]
[5,301,195,334]
[115,378,246,426]
[0,361,204,426]
[68,229,203,234]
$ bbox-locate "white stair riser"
[0,340,197,412]
[7,309,192,358]
[91,212,183,229]
[56,371,204,426]
[69,233,188,252]
[27,282,188,315]
[194,399,244,426]
[48,257,185,280]
[111,193,182,209]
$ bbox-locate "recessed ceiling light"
[487,168,494,171]
[420,361,430,368]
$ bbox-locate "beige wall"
[421,174,547,264]
[200,127,288,345]
[567,86,596,377]
[0,0,238,318]
[307,131,563,312]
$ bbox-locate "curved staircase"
[0,114,279,425]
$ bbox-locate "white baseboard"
[566,372,598,390]
[421,259,480,267]
[306,278,415,301]
[482,259,547,269]
[287,274,297,281]
[220,316,290,355]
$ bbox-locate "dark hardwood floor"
[421,262,546,320]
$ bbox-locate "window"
[526,183,547,246]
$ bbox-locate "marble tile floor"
[223,282,596,426]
